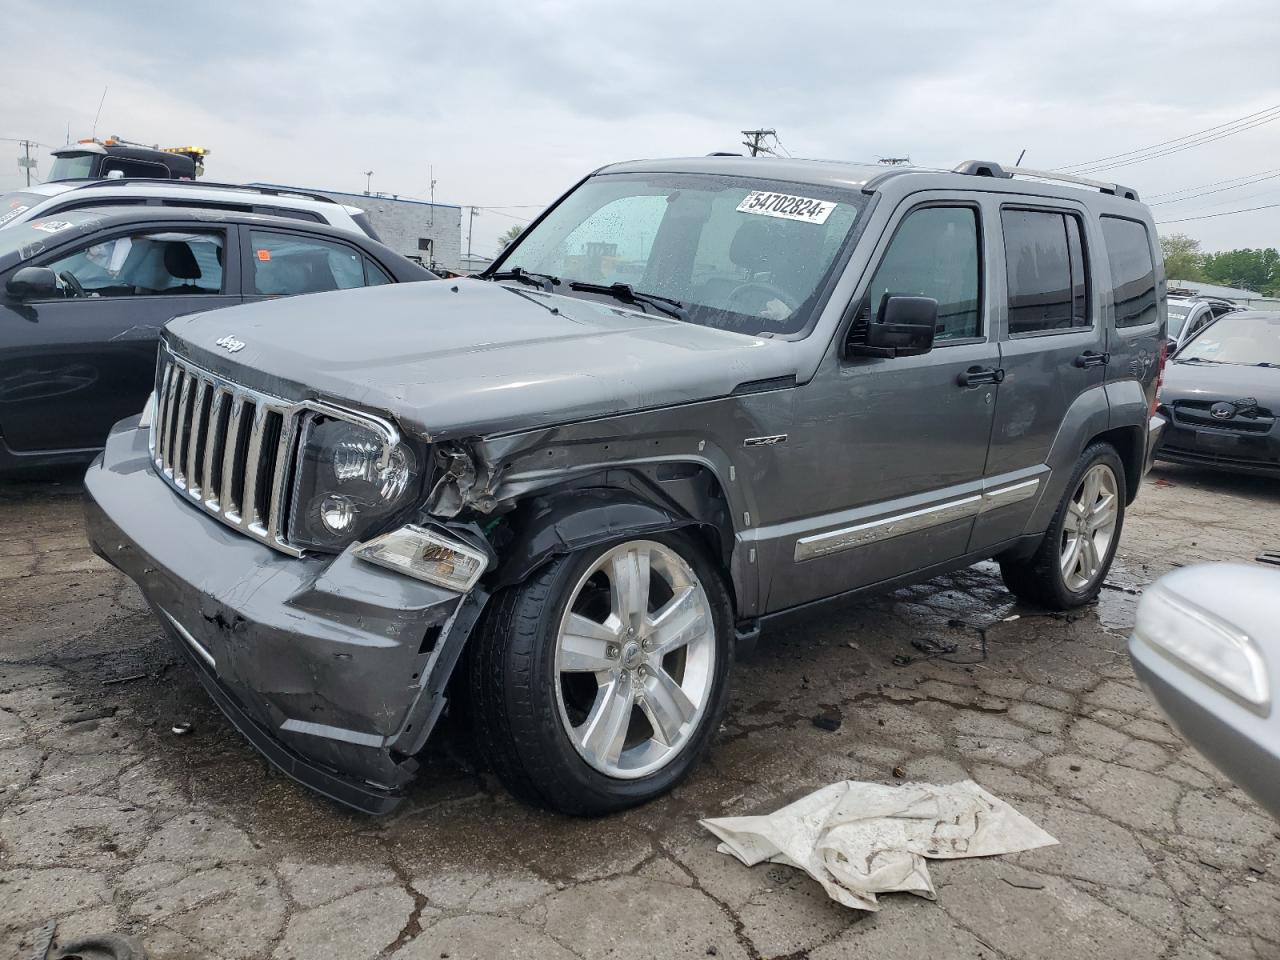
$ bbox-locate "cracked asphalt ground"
[2,465,1279,960]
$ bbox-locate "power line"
[1156,202,1280,225]
[1150,169,1280,205]
[1147,166,1280,200]
[1054,103,1280,172]
[481,209,533,223]
[1079,110,1280,174]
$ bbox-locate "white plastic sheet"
[701,779,1057,911]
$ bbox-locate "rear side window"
[1002,209,1089,335]
[249,230,366,296]
[1100,217,1158,328]
[864,206,981,341]
[364,258,393,285]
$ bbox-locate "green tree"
[1200,247,1280,295]
[496,225,524,255]
[1160,233,1204,282]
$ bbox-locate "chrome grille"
[151,352,302,556]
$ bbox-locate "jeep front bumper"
[84,417,484,814]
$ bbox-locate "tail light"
[1150,340,1168,417]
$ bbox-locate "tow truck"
[47,137,210,181]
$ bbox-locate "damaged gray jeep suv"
[85,157,1167,815]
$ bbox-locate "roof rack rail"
[952,161,1140,201]
[68,179,340,205]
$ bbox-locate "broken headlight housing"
[288,415,420,552]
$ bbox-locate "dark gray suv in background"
[84,156,1167,815]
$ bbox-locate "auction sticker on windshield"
[0,205,29,227]
[736,191,836,224]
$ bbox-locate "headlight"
[288,415,419,551]
[355,524,488,592]
[1134,581,1270,712]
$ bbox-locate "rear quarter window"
[1100,216,1158,328]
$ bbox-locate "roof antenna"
[1015,148,1027,167]
[91,86,109,139]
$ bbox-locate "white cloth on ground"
[700,779,1058,911]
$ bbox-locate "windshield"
[1166,303,1189,336]
[0,191,45,230]
[0,209,110,266]
[1181,313,1280,366]
[48,153,96,181]
[495,171,867,336]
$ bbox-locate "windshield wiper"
[487,267,560,291]
[1255,361,1279,368]
[568,281,687,321]
[1177,356,1225,364]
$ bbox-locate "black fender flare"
[490,487,704,590]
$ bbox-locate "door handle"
[1074,351,1109,368]
[957,366,1005,387]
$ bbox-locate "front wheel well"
[1086,425,1145,503]
[483,465,738,604]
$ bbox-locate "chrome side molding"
[794,478,1041,562]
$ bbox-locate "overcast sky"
[2,0,1278,258]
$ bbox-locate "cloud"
[2,0,1278,253]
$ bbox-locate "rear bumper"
[1144,413,1166,475]
[84,417,485,814]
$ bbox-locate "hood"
[163,278,796,440]
[1162,359,1280,407]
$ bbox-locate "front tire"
[999,443,1126,610]
[469,531,733,815]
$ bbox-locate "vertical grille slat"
[149,349,360,559]
[266,412,298,540]
[185,379,209,498]
[158,364,182,470]
[202,388,227,508]
[241,404,268,530]
[220,394,247,521]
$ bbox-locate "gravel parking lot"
[2,464,1279,960]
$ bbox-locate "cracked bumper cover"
[84,417,484,815]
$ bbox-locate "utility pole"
[18,140,36,186]
[467,206,479,264]
[362,170,374,195]
[740,128,777,157]
[428,165,437,227]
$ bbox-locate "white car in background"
[1166,296,1241,353]
[0,179,378,240]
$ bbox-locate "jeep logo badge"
[214,335,245,354]
[1210,402,1235,420]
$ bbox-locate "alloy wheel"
[1060,463,1119,592]
[553,540,716,780]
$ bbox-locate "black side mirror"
[849,295,938,358]
[6,266,59,301]
[1166,338,1179,358]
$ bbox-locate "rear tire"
[469,530,733,815]
[999,443,1126,610]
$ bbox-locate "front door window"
[43,231,225,298]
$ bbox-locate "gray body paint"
[86,156,1166,812]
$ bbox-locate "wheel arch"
[1088,424,1145,504]
[486,464,740,611]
